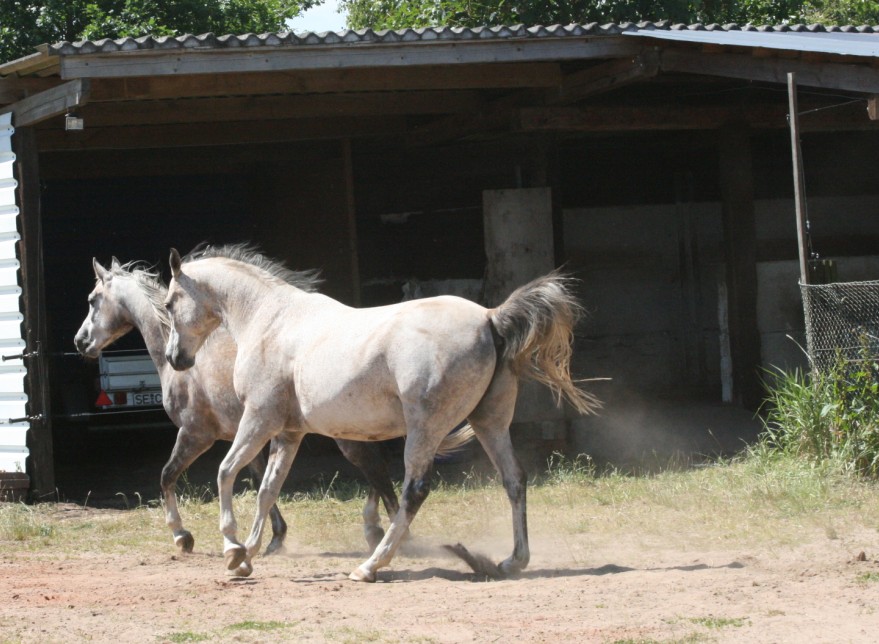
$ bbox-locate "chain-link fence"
[801,280,879,372]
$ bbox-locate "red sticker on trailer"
[95,390,113,407]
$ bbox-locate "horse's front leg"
[217,409,279,575]
[336,439,400,551]
[161,427,215,553]
[239,431,304,573]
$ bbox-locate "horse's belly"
[299,395,405,441]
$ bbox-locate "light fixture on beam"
[64,111,84,131]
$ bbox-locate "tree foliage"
[1,0,316,64]
[341,0,879,31]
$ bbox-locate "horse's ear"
[92,257,109,282]
[169,248,182,278]
[110,256,121,270]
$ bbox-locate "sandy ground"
[1,506,877,643]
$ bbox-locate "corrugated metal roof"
[627,27,879,57]
[46,22,879,57]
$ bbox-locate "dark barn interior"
[2,24,879,503]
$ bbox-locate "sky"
[287,0,348,33]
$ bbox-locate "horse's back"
[292,294,497,438]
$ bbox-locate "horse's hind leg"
[244,450,288,555]
[469,367,529,576]
[336,439,400,551]
[161,428,214,553]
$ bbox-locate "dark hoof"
[263,537,286,556]
[443,543,504,580]
[175,531,195,554]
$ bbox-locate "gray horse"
[164,245,597,581]
[75,258,469,554]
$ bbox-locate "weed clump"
[759,353,879,477]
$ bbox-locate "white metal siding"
[0,112,28,473]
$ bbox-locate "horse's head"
[74,258,136,358]
[164,248,221,371]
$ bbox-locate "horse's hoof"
[499,557,526,578]
[174,531,194,554]
[263,538,286,556]
[348,566,376,583]
[230,561,253,578]
[224,545,247,571]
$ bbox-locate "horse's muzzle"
[166,349,195,371]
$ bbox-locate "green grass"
[1,447,878,561]
[162,632,210,643]
[760,354,879,477]
[856,571,879,584]
[686,616,747,629]
[225,620,295,632]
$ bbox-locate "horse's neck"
[119,279,170,371]
[218,272,304,340]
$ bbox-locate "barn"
[1,22,878,502]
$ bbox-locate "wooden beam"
[661,48,879,94]
[12,126,55,498]
[86,63,564,101]
[547,51,659,104]
[36,115,407,151]
[66,90,484,127]
[0,49,59,78]
[39,140,333,179]
[718,125,762,410]
[515,100,877,132]
[0,77,64,106]
[60,37,639,79]
[868,94,878,120]
[0,79,90,127]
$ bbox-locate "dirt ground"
[1,505,877,643]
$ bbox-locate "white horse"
[164,245,597,581]
[74,257,457,554]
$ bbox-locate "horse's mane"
[104,260,173,332]
[182,243,323,293]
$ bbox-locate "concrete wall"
[483,188,567,447]
[563,202,725,397]
[756,196,879,372]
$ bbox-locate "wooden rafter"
[36,115,407,151]
[547,51,660,104]
[0,79,90,127]
[84,63,565,101]
[59,38,639,79]
[67,90,485,127]
[661,48,879,94]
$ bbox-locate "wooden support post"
[13,127,54,498]
[342,138,361,307]
[719,125,762,410]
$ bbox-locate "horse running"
[164,245,597,581]
[73,257,438,554]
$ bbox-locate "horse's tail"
[435,423,476,459]
[490,271,600,415]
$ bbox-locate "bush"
[760,354,879,477]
